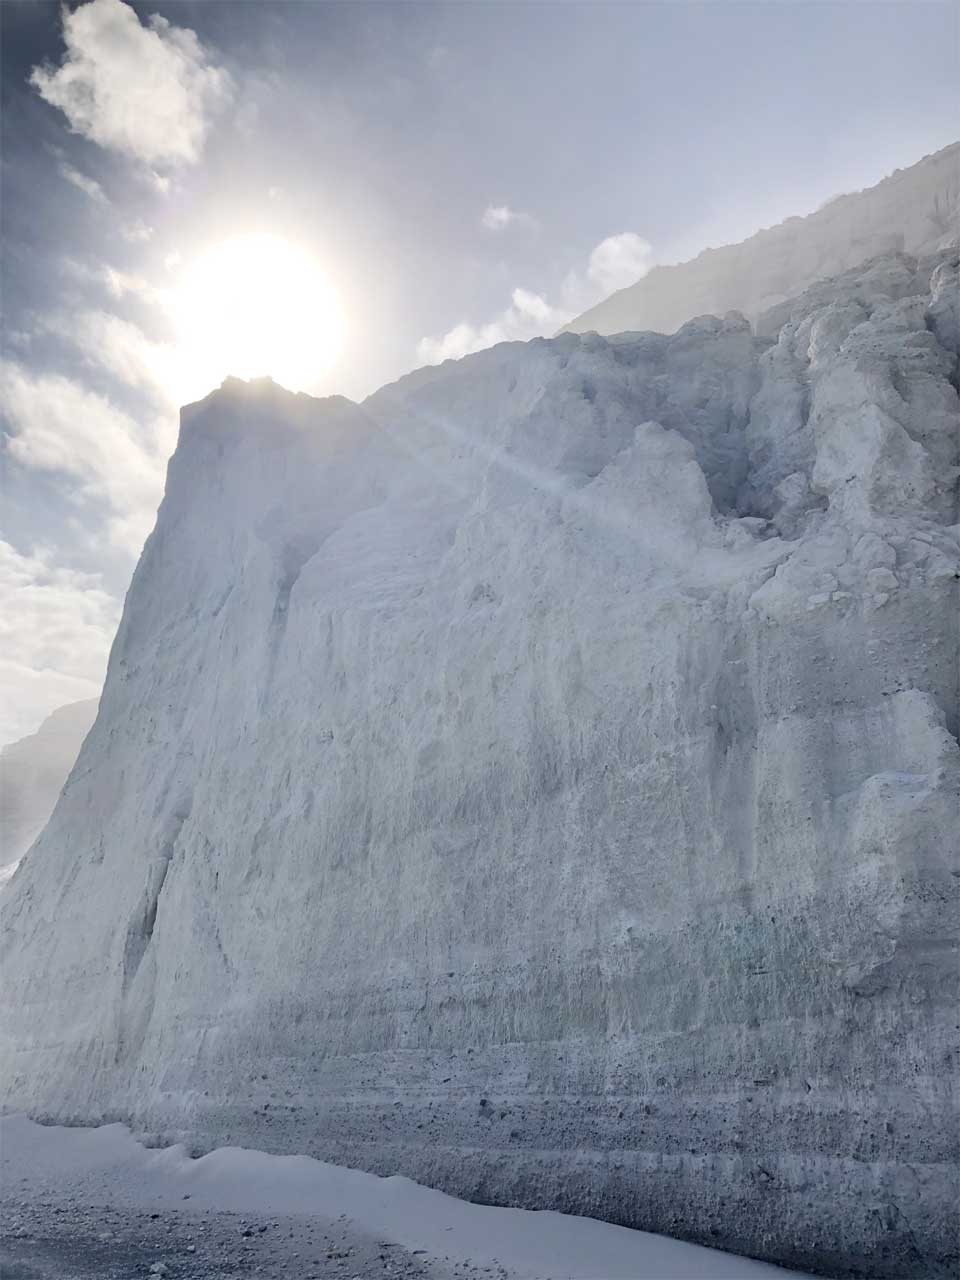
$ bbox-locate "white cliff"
[564,142,959,339]
[1,248,957,1278]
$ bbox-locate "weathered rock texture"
[0,699,98,885]
[2,249,958,1279]
[564,142,959,341]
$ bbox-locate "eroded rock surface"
[2,249,958,1278]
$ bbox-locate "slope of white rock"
[564,142,959,339]
[1,248,958,1279]
[0,699,98,886]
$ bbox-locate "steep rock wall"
[2,250,958,1278]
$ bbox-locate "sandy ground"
[0,1116,811,1280]
[0,1196,505,1280]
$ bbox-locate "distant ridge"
[0,698,98,885]
[563,141,959,337]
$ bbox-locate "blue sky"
[1,0,957,743]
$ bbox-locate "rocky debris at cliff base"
[0,1116,811,1280]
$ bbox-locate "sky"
[1,0,958,746]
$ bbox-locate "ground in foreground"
[0,1116,811,1279]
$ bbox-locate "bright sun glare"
[171,235,345,396]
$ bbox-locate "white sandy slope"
[0,1115,809,1280]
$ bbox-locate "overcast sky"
[1,0,957,745]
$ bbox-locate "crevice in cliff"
[272,537,322,628]
[120,855,172,998]
[119,798,191,1000]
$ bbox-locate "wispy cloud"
[60,256,164,306]
[42,310,178,404]
[418,231,653,364]
[1,361,167,554]
[0,540,120,745]
[146,170,172,195]
[121,220,154,243]
[30,0,232,169]
[481,204,538,232]
[58,161,109,205]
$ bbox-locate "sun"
[170,234,345,396]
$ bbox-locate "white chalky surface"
[2,248,958,1279]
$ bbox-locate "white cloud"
[481,204,537,232]
[0,540,119,745]
[418,287,566,364]
[122,220,154,243]
[1,361,167,553]
[102,267,161,303]
[48,266,232,414]
[418,231,653,365]
[30,0,232,169]
[146,169,172,194]
[61,256,164,305]
[43,311,180,405]
[44,293,242,412]
[586,232,653,293]
[58,161,109,205]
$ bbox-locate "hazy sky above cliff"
[1,0,958,743]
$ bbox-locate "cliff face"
[564,142,959,339]
[2,249,958,1278]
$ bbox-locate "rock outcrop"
[564,142,959,341]
[2,248,958,1278]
